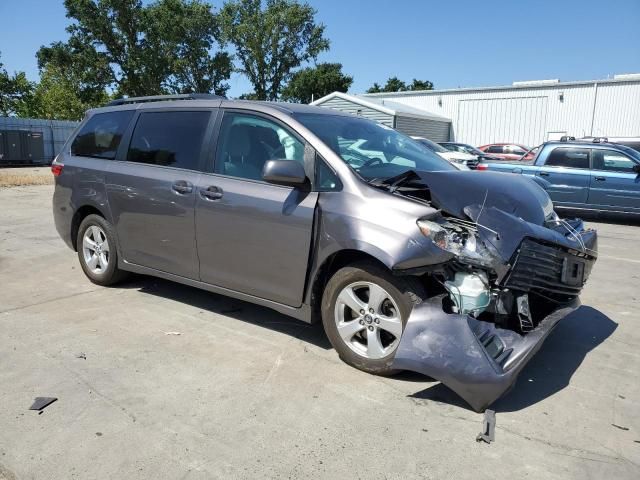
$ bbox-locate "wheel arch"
[307,248,394,322]
[70,205,107,251]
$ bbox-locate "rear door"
[195,110,318,307]
[106,109,215,279]
[588,148,640,212]
[536,146,591,206]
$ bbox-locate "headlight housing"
[417,219,497,267]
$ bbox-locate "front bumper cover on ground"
[392,297,581,412]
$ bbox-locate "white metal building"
[310,92,452,142]
[358,75,640,147]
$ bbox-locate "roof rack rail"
[107,93,225,107]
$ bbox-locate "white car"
[411,137,477,169]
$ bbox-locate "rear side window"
[506,145,527,155]
[127,111,211,170]
[71,111,134,159]
[592,149,637,173]
[545,147,589,169]
[486,146,503,153]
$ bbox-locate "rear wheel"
[321,260,426,375]
[77,214,128,286]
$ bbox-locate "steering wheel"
[362,158,384,168]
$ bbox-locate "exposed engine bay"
[367,169,598,411]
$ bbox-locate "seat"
[223,124,262,180]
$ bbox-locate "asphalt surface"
[1,185,639,479]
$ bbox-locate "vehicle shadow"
[405,306,617,412]
[121,275,333,350]
[119,276,617,412]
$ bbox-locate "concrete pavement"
[1,185,639,479]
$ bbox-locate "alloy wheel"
[334,281,403,360]
[82,225,110,274]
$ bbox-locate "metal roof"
[310,91,451,122]
[362,75,640,98]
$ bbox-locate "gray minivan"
[53,94,597,410]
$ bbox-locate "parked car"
[439,141,502,162]
[411,136,478,168]
[478,143,536,161]
[52,94,597,411]
[477,140,640,215]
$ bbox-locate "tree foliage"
[366,77,434,93]
[0,53,36,117]
[220,0,329,101]
[37,0,231,98]
[281,62,352,103]
[30,64,110,121]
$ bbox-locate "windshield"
[443,143,482,155]
[413,137,448,153]
[295,113,455,180]
[616,143,640,162]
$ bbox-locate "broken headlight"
[417,219,497,267]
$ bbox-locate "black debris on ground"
[611,424,630,431]
[29,397,58,411]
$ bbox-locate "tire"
[321,260,426,375]
[76,214,128,286]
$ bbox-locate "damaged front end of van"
[374,170,597,411]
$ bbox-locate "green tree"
[408,78,433,91]
[281,63,352,103]
[220,0,329,101]
[38,0,231,98]
[382,76,406,92]
[366,77,434,93]
[365,82,383,94]
[0,53,36,117]
[30,64,110,121]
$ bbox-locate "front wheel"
[321,260,426,375]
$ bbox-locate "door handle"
[594,176,606,181]
[200,185,224,200]
[539,171,550,177]
[172,180,193,194]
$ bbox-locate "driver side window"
[215,112,305,181]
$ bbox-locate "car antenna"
[475,189,500,239]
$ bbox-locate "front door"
[588,148,640,212]
[195,110,318,307]
[106,110,213,279]
[536,146,591,207]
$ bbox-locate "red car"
[478,143,536,161]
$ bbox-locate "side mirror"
[262,159,307,187]
[633,164,640,174]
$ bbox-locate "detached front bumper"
[392,296,581,412]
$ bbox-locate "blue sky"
[1,0,639,98]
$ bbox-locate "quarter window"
[71,111,134,159]
[592,149,637,173]
[127,111,210,170]
[545,148,589,169]
[315,155,342,191]
[215,112,305,181]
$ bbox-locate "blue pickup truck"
[477,140,640,215]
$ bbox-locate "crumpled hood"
[416,170,553,225]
